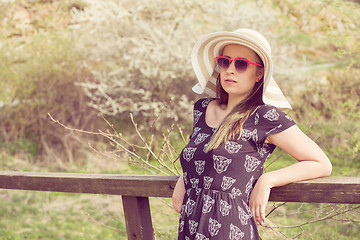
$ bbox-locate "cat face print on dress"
[193,110,203,125]
[189,219,199,235]
[195,233,209,240]
[230,223,245,240]
[203,143,209,153]
[179,220,185,233]
[208,217,222,237]
[194,133,210,145]
[225,141,243,154]
[213,155,232,174]
[195,160,206,175]
[242,199,253,217]
[221,176,236,191]
[244,155,261,172]
[245,176,255,200]
[181,204,186,215]
[238,206,252,225]
[241,128,258,142]
[203,176,214,189]
[202,194,215,214]
[190,178,199,189]
[191,127,201,139]
[263,108,280,121]
[257,143,272,157]
[254,113,259,125]
[183,147,197,162]
[220,199,232,216]
[229,187,242,199]
[202,98,212,108]
[183,172,188,185]
[250,225,254,240]
[186,188,191,196]
[185,198,196,217]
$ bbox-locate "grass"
[0,190,127,240]
[0,190,182,240]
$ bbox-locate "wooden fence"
[0,171,359,239]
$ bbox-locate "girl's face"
[219,44,264,101]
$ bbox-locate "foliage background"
[0,0,359,239]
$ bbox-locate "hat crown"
[233,28,271,55]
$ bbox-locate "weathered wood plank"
[0,171,178,197]
[122,196,154,240]
[269,177,360,204]
[0,172,359,204]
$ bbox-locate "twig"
[48,113,102,135]
[266,202,287,218]
[270,205,360,229]
[176,124,187,143]
[130,113,161,163]
[145,99,171,142]
[99,129,168,175]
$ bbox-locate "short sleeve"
[192,98,213,127]
[255,105,296,143]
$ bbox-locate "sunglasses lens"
[217,57,230,69]
[216,57,249,72]
[234,59,248,72]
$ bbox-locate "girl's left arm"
[249,125,332,225]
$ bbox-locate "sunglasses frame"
[215,56,263,73]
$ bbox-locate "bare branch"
[269,205,360,229]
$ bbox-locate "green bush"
[0,31,101,167]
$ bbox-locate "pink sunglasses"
[215,56,263,73]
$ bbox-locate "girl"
[172,29,332,240]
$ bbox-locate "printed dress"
[177,98,296,240]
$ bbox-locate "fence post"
[122,196,154,240]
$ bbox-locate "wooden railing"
[0,171,359,240]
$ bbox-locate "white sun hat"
[191,28,292,109]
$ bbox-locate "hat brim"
[191,29,291,109]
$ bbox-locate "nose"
[226,60,236,74]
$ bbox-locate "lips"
[225,79,237,84]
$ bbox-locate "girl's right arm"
[172,174,185,213]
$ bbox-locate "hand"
[172,175,185,213]
[249,174,271,226]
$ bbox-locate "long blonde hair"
[206,59,264,151]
